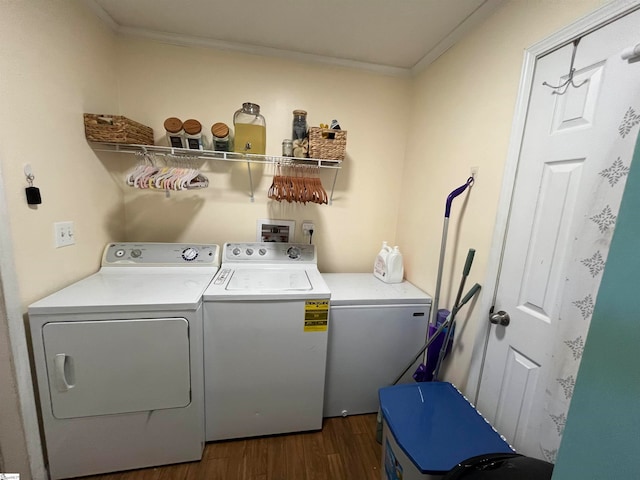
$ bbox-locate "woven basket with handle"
[308,127,347,161]
[84,114,154,145]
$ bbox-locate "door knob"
[489,310,510,326]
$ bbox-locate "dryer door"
[43,317,191,419]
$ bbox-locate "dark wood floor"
[80,414,382,480]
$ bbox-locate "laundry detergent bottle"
[373,241,392,282]
[386,246,404,283]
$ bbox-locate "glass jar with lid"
[282,139,293,157]
[233,102,266,155]
[211,122,231,152]
[164,117,186,148]
[292,110,307,141]
[183,119,205,150]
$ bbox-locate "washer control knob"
[182,247,199,261]
[246,248,254,256]
[259,248,267,256]
[287,246,301,259]
[130,249,142,258]
[232,247,241,256]
[115,249,126,258]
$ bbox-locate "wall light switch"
[54,221,75,248]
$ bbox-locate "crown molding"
[86,0,505,77]
[411,0,504,74]
[86,0,410,77]
[85,0,119,31]
[117,26,412,78]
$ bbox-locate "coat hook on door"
[543,38,587,95]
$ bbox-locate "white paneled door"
[475,8,640,460]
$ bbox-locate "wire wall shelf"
[90,142,342,203]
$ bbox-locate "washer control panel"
[103,243,220,266]
[223,242,316,263]
[213,268,232,285]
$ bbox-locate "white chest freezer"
[322,273,432,417]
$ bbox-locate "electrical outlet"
[54,221,75,248]
[302,221,315,236]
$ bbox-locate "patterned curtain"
[539,104,640,462]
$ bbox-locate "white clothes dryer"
[28,243,220,480]
[203,242,330,441]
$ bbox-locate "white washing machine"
[28,242,220,480]
[203,242,331,441]
[321,273,431,417]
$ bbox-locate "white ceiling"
[87,0,502,76]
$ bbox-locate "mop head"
[413,321,454,382]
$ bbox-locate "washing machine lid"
[204,265,330,301]
[226,268,313,291]
[28,268,218,315]
[322,273,432,306]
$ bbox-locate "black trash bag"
[444,453,554,480]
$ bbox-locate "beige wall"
[114,38,411,272]
[398,0,604,389]
[0,0,610,477]
[0,1,123,307]
[0,0,121,477]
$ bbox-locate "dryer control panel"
[102,242,220,266]
[223,242,317,263]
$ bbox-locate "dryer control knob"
[130,249,142,258]
[246,248,254,256]
[182,247,199,261]
[287,246,301,259]
[232,247,241,256]
[258,248,267,256]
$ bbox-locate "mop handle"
[463,248,476,276]
[459,282,482,307]
[433,283,482,381]
[430,176,475,328]
[430,219,449,327]
[453,249,476,311]
[445,176,474,217]
[445,283,481,347]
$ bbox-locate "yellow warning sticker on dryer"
[304,300,329,331]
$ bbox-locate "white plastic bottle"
[373,241,392,281]
[386,246,404,283]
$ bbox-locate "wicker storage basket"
[84,114,154,145]
[308,127,347,161]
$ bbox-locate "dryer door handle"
[54,353,75,392]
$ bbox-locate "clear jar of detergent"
[183,119,205,150]
[233,102,266,155]
[164,117,186,148]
